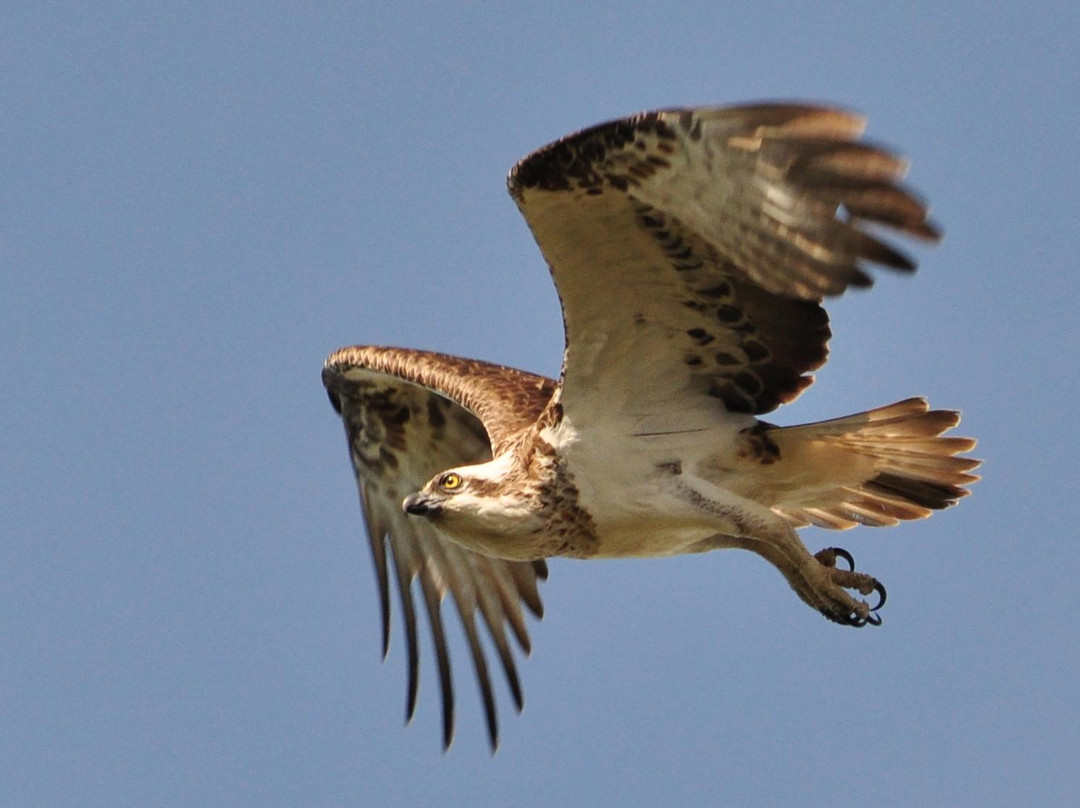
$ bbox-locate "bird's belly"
[581,483,748,559]
[589,519,727,558]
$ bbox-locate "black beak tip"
[402,493,432,516]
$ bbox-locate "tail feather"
[865,472,968,509]
[764,398,980,530]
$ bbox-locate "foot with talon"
[811,546,887,627]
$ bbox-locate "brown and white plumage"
[323,103,979,750]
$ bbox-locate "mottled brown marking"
[606,174,629,192]
[742,340,769,362]
[686,327,714,345]
[426,395,446,429]
[716,304,742,323]
[517,435,598,558]
[463,478,502,497]
[324,346,557,457]
[733,371,764,397]
[634,205,822,416]
[507,112,677,199]
[699,283,732,299]
[710,383,755,413]
[737,423,781,464]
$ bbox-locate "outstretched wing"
[322,346,556,750]
[508,104,940,432]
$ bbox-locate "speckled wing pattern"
[322,346,555,750]
[508,105,941,422]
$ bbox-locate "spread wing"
[322,346,556,750]
[508,104,941,432]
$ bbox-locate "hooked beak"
[402,491,441,517]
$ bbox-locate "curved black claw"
[832,547,855,571]
[814,546,855,571]
[850,581,886,626]
[832,608,876,628]
[870,579,887,612]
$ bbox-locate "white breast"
[552,411,763,558]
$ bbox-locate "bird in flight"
[322,103,979,750]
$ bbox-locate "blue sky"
[4,2,1079,806]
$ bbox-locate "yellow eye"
[440,472,463,491]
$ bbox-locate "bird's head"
[401,468,479,519]
[401,457,542,557]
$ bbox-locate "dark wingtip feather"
[360,506,393,658]
[496,633,526,710]
[917,218,944,242]
[411,568,456,750]
[430,609,456,750]
[848,228,918,272]
[389,560,421,723]
[459,618,500,754]
[473,598,527,712]
[513,560,548,619]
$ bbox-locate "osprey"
[322,103,979,750]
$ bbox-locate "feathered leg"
[726,522,886,626]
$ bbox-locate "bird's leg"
[671,478,886,624]
[733,526,886,627]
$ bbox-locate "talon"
[871,580,887,612]
[814,547,855,570]
[852,582,885,626]
[832,608,871,628]
[832,547,855,571]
